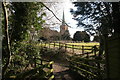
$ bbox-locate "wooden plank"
[72,65,97,77]
[69,57,105,64]
[70,60,104,72]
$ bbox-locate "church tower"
[60,11,68,35]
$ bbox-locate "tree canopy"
[2,2,46,78]
[70,2,120,36]
[8,2,45,43]
[73,31,90,42]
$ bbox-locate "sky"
[44,0,94,40]
[44,1,84,37]
[62,1,84,38]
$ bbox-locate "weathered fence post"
[49,42,50,49]
[65,44,67,52]
[93,46,97,56]
[40,42,42,48]
[45,42,46,47]
[86,52,89,58]
[59,42,60,49]
[54,42,55,49]
[82,46,84,54]
[72,45,74,53]
[50,63,53,75]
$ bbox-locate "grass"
[66,42,99,46]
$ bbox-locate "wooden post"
[49,42,50,49]
[45,42,46,47]
[82,46,84,54]
[59,42,60,49]
[41,42,43,47]
[72,45,74,54]
[49,62,55,80]
[65,44,67,52]
[86,52,89,58]
[96,45,101,79]
[54,42,55,49]
[93,46,97,56]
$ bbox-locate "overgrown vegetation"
[2,2,52,79]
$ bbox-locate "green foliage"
[2,2,48,79]
[4,43,39,74]
[70,2,120,36]
[73,31,90,42]
[4,42,55,79]
[8,2,45,43]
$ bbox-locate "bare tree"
[2,2,11,76]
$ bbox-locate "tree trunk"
[98,35,104,57]
[112,2,120,35]
[2,2,11,77]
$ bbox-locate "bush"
[4,42,41,78]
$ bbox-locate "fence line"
[39,42,104,79]
[40,42,99,55]
[67,48,105,80]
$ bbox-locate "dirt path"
[40,47,78,80]
[53,63,74,80]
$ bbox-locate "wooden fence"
[40,42,99,55]
[63,40,105,79]
[9,58,55,80]
[67,48,105,80]
[39,42,105,79]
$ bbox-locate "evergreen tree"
[73,31,90,42]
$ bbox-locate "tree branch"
[40,2,71,27]
[40,2,61,22]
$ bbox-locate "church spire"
[62,10,65,25]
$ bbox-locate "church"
[60,11,70,40]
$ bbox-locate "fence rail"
[9,58,54,80]
[39,42,104,80]
[40,42,99,54]
[67,49,105,80]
